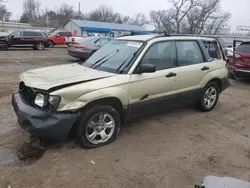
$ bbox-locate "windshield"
[83,40,145,73]
[48,30,59,36]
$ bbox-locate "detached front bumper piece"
[12,92,80,140]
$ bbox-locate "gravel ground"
[0,48,250,188]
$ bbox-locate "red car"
[227,40,250,79]
[48,30,84,47]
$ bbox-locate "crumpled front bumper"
[12,92,80,140]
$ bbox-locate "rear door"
[176,40,217,103]
[22,31,39,45]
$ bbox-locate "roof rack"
[147,33,220,41]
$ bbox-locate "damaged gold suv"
[12,34,230,148]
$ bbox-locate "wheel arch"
[206,78,222,92]
[81,97,124,121]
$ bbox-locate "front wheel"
[48,41,54,48]
[0,41,8,51]
[77,105,121,149]
[197,82,219,112]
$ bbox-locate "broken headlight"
[34,93,61,110]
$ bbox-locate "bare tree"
[0,1,11,22]
[150,0,231,34]
[150,10,175,33]
[57,3,74,18]
[86,5,135,24]
[22,0,41,23]
[129,13,148,26]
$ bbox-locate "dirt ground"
[0,48,250,188]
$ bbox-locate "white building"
[64,19,148,37]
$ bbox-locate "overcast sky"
[4,0,250,32]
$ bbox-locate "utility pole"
[78,2,81,17]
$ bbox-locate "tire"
[0,41,8,51]
[197,82,219,112]
[77,105,121,149]
[228,71,236,80]
[35,42,45,51]
[48,41,54,48]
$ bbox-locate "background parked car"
[0,30,48,51]
[227,40,250,79]
[47,30,85,47]
[68,36,112,60]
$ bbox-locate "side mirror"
[138,64,156,74]
[56,34,60,37]
[11,35,14,38]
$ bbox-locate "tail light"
[72,38,75,42]
[75,45,85,49]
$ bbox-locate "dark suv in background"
[0,31,48,51]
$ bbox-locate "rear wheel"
[35,42,45,51]
[77,105,121,149]
[197,82,219,112]
[0,41,8,51]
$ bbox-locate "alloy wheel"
[204,86,217,109]
[36,43,44,50]
[85,112,115,145]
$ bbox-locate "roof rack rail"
[147,33,220,41]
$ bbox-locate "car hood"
[20,63,115,91]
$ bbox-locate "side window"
[176,41,204,66]
[203,41,221,59]
[59,32,72,37]
[99,38,110,46]
[141,41,177,71]
[12,31,23,37]
[23,31,35,36]
[95,39,101,46]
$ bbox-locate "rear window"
[237,43,250,53]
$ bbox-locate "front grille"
[19,82,36,105]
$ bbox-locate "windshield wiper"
[116,52,137,74]
[90,54,111,68]
[91,49,119,69]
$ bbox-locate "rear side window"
[99,38,110,46]
[176,41,204,66]
[203,41,221,59]
[23,32,43,36]
[237,43,250,53]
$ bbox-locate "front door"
[127,41,179,117]
[55,32,66,44]
[9,31,24,45]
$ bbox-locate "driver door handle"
[201,66,209,71]
[166,72,177,78]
